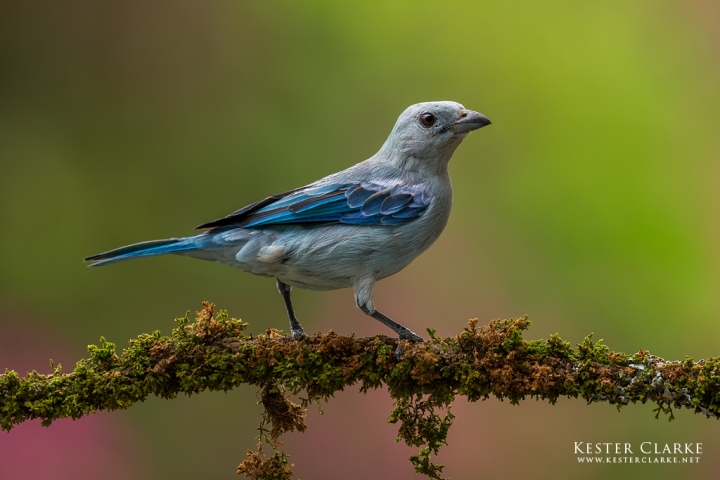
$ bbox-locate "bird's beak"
[452,110,492,134]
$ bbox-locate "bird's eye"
[419,113,436,128]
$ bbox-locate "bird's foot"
[290,328,308,341]
[399,330,424,343]
[395,329,424,359]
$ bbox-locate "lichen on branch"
[1,303,719,479]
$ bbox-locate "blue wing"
[195,182,431,230]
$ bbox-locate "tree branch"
[1,302,719,479]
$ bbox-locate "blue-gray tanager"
[85,101,491,346]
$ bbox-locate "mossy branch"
[2,303,719,479]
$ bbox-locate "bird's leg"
[359,306,424,344]
[354,276,423,357]
[276,279,307,340]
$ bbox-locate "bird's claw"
[290,329,308,341]
[399,330,424,343]
[395,329,424,359]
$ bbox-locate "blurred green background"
[1,1,719,479]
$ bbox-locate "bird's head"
[377,101,491,175]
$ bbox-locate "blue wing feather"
[346,187,376,208]
[290,194,345,213]
[360,189,391,216]
[380,194,412,214]
[199,181,431,230]
[392,206,425,218]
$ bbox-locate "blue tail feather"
[84,238,197,267]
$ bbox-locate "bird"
[85,101,491,349]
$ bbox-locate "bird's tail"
[84,238,198,267]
